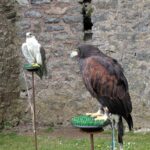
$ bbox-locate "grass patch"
[44,127,54,133]
[0,131,150,150]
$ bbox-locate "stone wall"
[16,0,150,129]
[0,0,21,129]
[91,0,150,129]
[16,0,96,127]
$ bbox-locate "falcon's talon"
[32,63,40,67]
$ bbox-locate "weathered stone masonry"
[16,0,90,127]
[1,0,150,129]
[0,0,20,128]
[91,0,150,128]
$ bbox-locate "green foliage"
[3,121,13,129]
[0,131,150,150]
[44,127,54,133]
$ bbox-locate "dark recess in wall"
[81,0,93,41]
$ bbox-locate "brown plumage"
[75,44,133,145]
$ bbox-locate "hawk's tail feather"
[123,114,133,131]
[118,116,124,144]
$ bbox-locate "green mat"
[23,64,40,71]
[71,115,110,129]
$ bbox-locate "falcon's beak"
[70,50,78,58]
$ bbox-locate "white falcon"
[21,32,42,66]
[21,32,47,78]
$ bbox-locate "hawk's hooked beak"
[70,50,78,58]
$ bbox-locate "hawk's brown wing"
[81,56,132,115]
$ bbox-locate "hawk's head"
[70,45,103,59]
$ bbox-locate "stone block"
[25,10,42,18]
[63,15,83,23]
[67,6,82,14]
[31,0,51,4]
[53,32,68,40]
[92,0,118,9]
[92,13,107,23]
[39,32,54,42]
[46,25,64,31]
[45,7,68,15]
[136,51,150,62]
[16,0,29,5]
[16,20,31,30]
[45,17,61,23]
[133,21,150,32]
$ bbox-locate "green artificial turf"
[0,131,150,150]
[71,115,110,127]
[23,64,40,71]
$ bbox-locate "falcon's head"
[26,32,34,38]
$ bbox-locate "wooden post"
[90,133,94,150]
[32,72,38,150]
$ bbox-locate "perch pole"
[90,133,94,150]
[111,119,115,150]
[32,72,38,150]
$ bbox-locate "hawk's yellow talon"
[94,115,108,121]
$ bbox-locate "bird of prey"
[21,32,47,78]
[71,44,133,149]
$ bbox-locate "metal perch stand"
[23,64,39,150]
[71,115,111,150]
[32,72,38,150]
[111,119,116,150]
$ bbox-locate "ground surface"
[43,127,108,138]
[1,126,150,150]
[14,124,110,138]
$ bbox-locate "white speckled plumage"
[21,32,42,65]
